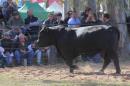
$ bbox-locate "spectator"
[13,31,27,66]
[44,13,59,65]
[64,11,72,25]
[25,9,39,42]
[102,13,112,25]
[46,46,58,65]
[27,41,43,66]
[68,11,81,28]
[56,12,64,25]
[81,12,101,26]
[1,33,13,67]
[0,6,4,26]
[7,12,24,28]
[2,0,17,22]
[25,9,38,25]
[44,13,57,27]
[8,26,21,39]
[81,7,92,19]
[0,46,6,68]
[0,28,3,39]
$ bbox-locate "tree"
[107,0,129,57]
[87,0,96,13]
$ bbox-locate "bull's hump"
[75,25,111,37]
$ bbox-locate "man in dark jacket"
[2,0,17,22]
[25,9,39,42]
[1,33,13,67]
[25,9,38,25]
[44,13,57,27]
[102,13,112,25]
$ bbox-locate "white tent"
[39,2,46,10]
[47,1,63,14]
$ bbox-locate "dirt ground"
[0,58,130,86]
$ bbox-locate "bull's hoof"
[96,70,105,75]
[72,65,79,70]
[70,68,74,73]
[111,72,121,76]
[99,70,104,73]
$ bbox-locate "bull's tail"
[110,26,120,49]
[113,27,121,49]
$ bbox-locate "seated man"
[13,30,27,66]
[27,41,43,66]
[1,33,13,67]
[25,9,39,42]
[2,0,17,22]
[0,46,6,68]
[7,12,24,28]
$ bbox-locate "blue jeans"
[0,53,6,67]
[5,52,13,65]
[35,49,43,65]
[92,53,102,63]
[14,50,22,65]
[27,50,35,65]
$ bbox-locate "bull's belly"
[76,47,101,56]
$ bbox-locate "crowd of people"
[0,0,113,68]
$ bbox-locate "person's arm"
[25,18,29,25]
[19,18,24,26]
[7,17,12,27]
[67,19,72,27]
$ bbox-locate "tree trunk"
[73,0,79,12]
[107,0,129,57]
[87,0,97,13]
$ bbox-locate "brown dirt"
[0,61,130,83]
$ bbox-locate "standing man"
[44,13,58,65]
[102,13,112,25]
[44,13,57,27]
[68,11,81,28]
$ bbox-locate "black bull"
[37,25,121,74]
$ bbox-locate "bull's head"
[37,25,53,47]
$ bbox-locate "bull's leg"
[100,57,111,73]
[112,52,121,74]
[64,58,76,73]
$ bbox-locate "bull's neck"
[48,29,60,46]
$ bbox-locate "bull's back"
[75,26,119,51]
